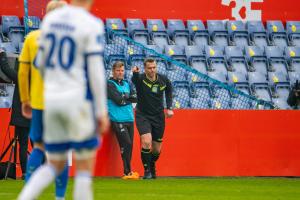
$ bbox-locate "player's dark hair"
[144,58,156,67]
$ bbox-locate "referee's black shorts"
[135,109,165,142]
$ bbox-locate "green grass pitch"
[1,177,300,200]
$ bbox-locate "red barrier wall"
[3,108,299,177]
[1,0,300,21]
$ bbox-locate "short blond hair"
[46,0,67,13]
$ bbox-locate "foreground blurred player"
[107,61,139,179]
[18,0,109,199]
[132,58,173,179]
[18,1,69,199]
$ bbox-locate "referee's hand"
[132,66,140,73]
[166,109,174,118]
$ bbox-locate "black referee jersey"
[132,72,173,116]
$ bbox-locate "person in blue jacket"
[107,61,139,179]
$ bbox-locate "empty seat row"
[104,43,300,84]
[105,19,300,48]
[2,16,300,48]
[0,16,41,51]
[1,15,41,34]
[171,81,290,109]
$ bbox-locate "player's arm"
[86,22,109,133]
[18,33,35,119]
[127,83,137,103]
[107,81,130,106]
[165,76,174,118]
[18,34,31,104]
[131,66,140,86]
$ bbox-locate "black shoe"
[143,170,153,179]
[150,161,156,179]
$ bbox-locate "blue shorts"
[45,137,100,153]
[29,109,43,143]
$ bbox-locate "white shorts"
[44,91,99,153]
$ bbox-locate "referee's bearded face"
[113,66,125,81]
[145,62,157,79]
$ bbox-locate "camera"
[287,80,300,108]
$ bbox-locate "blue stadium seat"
[225,46,248,76]
[106,18,128,44]
[106,18,126,30]
[185,45,207,74]
[207,20,229,46]
[210,85,231,109]
[125,44,145,68]
[2,16,26,49]
[0,42,16,53]
[235,83,251,95]
[227,71,248,85]
[288,71,300,85]
[164,45,186,58]
[248,71,268,84]
[127,56,145,71]
[272,83,291,109]
[285,46,300,73]
[187,20,209,46]
[231,96,252,109]
[1,16,23,34]
[247,21,269,47]
[190,82,211,109]
[265,46,289,76]
[104,44,126,69]
[167,19,190,46]
[145,45,163,56]
[156,59,168,76]
[144,45,168,75]
[251,83,273,103]
[8,30,25,49]
[227,21,249,46]
[164,45,187,73]
[126,19,150,45]
[146,19,170,48]
[167,68,187,82]
[208,71,227,83]
[205,46,228,75]
[266,21,288,47]
[245,46,268,76]
[172,81,190,108]
[24,16,41,32]
[186,71,206,83]
[268,71,289,83]
[286,21,300,46]
[230,83,253,109]
[18,42,23,53]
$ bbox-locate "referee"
[107,61,139,179]
[132,58,174,179]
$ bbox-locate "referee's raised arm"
[131,66,140,85]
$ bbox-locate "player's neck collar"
[145,74,157,83]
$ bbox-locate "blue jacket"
[107,79,137,122]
